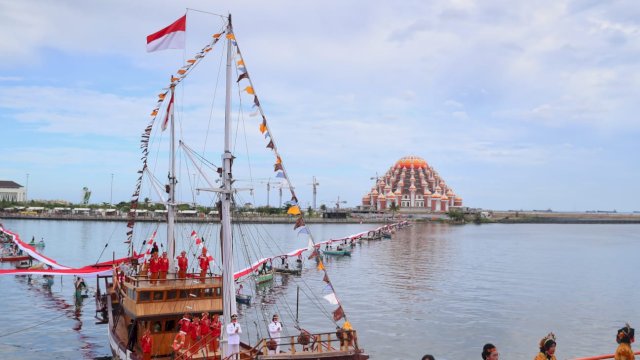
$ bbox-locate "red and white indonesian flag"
[146,15,186,52]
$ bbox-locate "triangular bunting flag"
[276,171,285,178]
[317,261,325,271]
[274,163,283,172]
[259,122,267,134]
[244,86,255,95]
[333,306,345,321]
[322,273,330,283]
[298,226,309,234]
[266,140,274,149]
[294,217,305,230]
[287,205,301,215]
[323,293,339,305]
[237,72,249,82]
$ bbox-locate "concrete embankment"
[489,211,640,224]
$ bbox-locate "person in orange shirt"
[177,250,188,279]
[198,247,209,283]
[158,251,169,281]
[141,328,153,360]
[615,323,635,360]
[148,252,159,285]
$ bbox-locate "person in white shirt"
[268,314,282,353]
[226,314,242,359]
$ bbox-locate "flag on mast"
[146,15,186,52]
[161,90,174,131]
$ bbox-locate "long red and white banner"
[0,222,407,278]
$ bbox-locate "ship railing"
[570,351,640,360]
[244,329,361,356]
[122,273,222,287]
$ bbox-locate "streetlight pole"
[110,173,114,207]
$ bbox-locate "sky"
[1,0,639,212]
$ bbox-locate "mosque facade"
[361,156,462,212]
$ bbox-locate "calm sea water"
[0,219,638,360]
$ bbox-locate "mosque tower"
[362,155,463,213]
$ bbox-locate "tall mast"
[221,13,237,327]
[167,85,176,272]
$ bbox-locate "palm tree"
[388,203,399,219]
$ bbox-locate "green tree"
[447,209,465,223]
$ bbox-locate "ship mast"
[167,85,176,272]
[220,13,237,350]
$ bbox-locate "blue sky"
[1,0,639,211]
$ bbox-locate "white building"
[0,181,26,202]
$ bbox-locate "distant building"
[0,181,26,202]
[361,156,463,213]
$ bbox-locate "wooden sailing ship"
[99,12,368,360]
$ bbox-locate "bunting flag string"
[125,27,226,248]
[232,33,359,326]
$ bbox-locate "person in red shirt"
[209,313,222,354]
[141,328,153,360]
[189,316,201,353]
[177,250,188,279]
[158,251,169,281]
[198,247,209,283]
[199,313,211,357]
[148,252,159,285]
[173,313,191,352]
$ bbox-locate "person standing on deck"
[268,314,282,353]
[615,323,635,360]
[159,251,169,281]
[141,329,153,360]
[189,316,201,353]
[482,343,499,360]
[226,314,242,359]
[173,313,191,351]
[535,333,557,360]
[210,313,222,354]
[149,252,160,285]
[198,247,209,283]
[199,313,211,356]
[177,250,188,279]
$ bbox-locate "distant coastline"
[2,210,640,224]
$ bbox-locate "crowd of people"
[422,325,635,360]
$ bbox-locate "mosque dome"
[394,156,428,170]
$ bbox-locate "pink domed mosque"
[362,156,463,212]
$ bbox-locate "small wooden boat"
[322,249,351,257]
[381,232,391,239]
[0,255,31,262]
[274,267,302,275]
[236,293,252,305]
[255,269,275,283]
